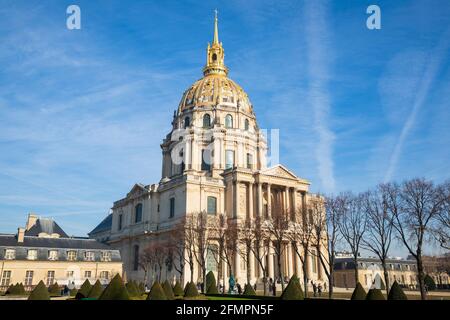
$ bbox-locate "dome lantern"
[203,10,228,77]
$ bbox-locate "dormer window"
[101,251,112,262]
[4,249,15,260]
[27,249,38,260]
[67,250,77,261]
[48,250,58,261]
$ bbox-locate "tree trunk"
[246,250,251,285]
[328,269,334,299]
[302,261,308,298]
[381,260,390,296]
[353,256,359,287]
[277,253,285,291]
[190,262,194,283]
[417,256,427,300]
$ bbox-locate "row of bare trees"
[327,178,449,300]
[137,178,448,300]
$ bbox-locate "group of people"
[311,280,326,297]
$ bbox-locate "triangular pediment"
[260,165,299,180]
[127,183,148,198]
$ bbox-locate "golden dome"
[178,74,254,114]
[178,12,253,115]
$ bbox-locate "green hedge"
[163,280,175,300]
[351,282,367,300]
[98,274,130,300]
[48,282,61,296]
[126,281,140,297]
[28,281,50,300]
[173,281,184,296]
[147,282,167,300]
[280,275,304,300]
[184,281,199,298]
[206,271,219,294]
[243,284,256,296]
[75,279,92,300]
[388,281,407,300]
[366,288,385,300]
[88,280,103,299]
[424,275,436,291]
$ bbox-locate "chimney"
[26,213,38,231]
[17,227,25,243]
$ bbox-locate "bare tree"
[338,192,367,286]
[223,220,238,289]
[192,211,209,293]
[316,194,343,299]
[267,204,289,291]
[141,243,166,283]
[139,245,155,285]
[433,180,450,250]
[248,216,270,296]
[385,178,446,300]
[168,221,187,283]
[209,213,228,293]
[184,214,197,283]
[361,185,394,295]
[289,205,314,297]
[238,219,255,286]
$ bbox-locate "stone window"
[67,250,77,261]
[133,245,139,271]
[46,271,55,286]
[246,153,253,169]
[4,249,15,260]
[1,270,11,286]
[85,251,95,261]
[203,114,211,128]
[244,119,249,131]
[25,271,33,286]
[207,196,217,215]
[85,271,92,278]
[100,271,109,280]
[184,117,190,129]
[169,198,175,218]
[27,249,38,260]
[201,149,211,171]
[48,250,58,261]
[135,203,143,223]
[225,150,234,169]
[101,251,112,262]
[225,114,233,128]
[118,214,123,231]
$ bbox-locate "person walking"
[313,282,317,297]
[318,283,322,297]
[237,283,242,295]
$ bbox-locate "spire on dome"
[203,10,228,77]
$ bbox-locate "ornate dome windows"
[225,114,233,128]
[203,114,211,128]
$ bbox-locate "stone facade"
[90,14,328,289]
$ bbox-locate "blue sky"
[0,0,449,256]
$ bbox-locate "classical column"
[248,183,254,220]
[287,243,294,278]
[234,250,241,281]
[268,244,274,279]
[257,183,263,218]
[185,138,191,170]
[292,188,298,218]
[267,184,272,217]
[233,181,240,218]
[284,186,289,213]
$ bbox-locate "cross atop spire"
[213,9,219,45]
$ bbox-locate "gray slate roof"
[25,218,69,238]
[0,234,111,250]
[88,214,112,236]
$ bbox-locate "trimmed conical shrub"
[138,282,145,294]
[126,281,139,297]
[351,282,367,300]
[366,288,385,300]
[173,281,184,296]
[280,275,304,300]
[70,289,78,297]
[48,282,61,296]
[88,280,103,299]
[388,281,407,300]
[424,274,436,291]
[243,283,256,295]
[28,281,50,300]
[5,284,17,295]
[206,271,218,294]
[98,274,130,300]
[17,283,26,295]
[146,282,167,300]
[163,280,175,300]
[184,281,199,298]
[75,279,92,299]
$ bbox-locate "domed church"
[90,13,328,290]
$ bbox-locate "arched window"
[225,114,233,128]
[203,114,211,128]
[135,203,143,223]
[244,119,249,131]
[184,117,190,129]
[207,196,217,215]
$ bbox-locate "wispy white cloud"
[384,27,450,182]
[304,0,336,193]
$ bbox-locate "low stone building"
[0,214,122,291]
[333,255,418,290]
